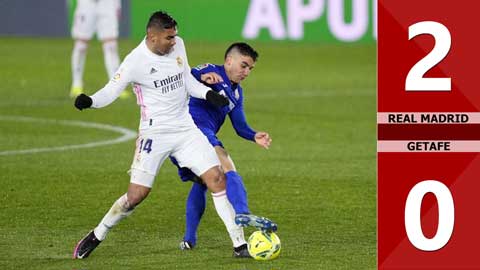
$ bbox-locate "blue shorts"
[170,128,223,182]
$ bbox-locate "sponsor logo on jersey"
[234,89,240,100]
[150,67,157,74]
[194,63,210,70]
[153,72,184,94]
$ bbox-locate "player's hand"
[206,90,229,107]
[254,132,272,149]
[201,72,223,84]
[74,94,93,111]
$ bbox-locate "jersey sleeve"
[191,63,216,82]
[177,37,211,100]
[228,102,256,141]
[90,58,133,108]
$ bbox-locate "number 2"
[405,21,451,91]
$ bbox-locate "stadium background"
[0,0,376,269]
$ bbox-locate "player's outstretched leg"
[225,171,249,214]
[73,193,132,259]
[73,184,144,259]
[73,231,101,259]
[235,214,278,232]
[225,171,278,232]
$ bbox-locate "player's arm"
[179,40,228,107]
[191,64,223,85]
[229,105,272,149]
[185,66,227,107]
[74,62,132,110]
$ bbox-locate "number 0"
[404,180,454,251]
[406,21,451,91]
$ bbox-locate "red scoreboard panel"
[378,0,480,269]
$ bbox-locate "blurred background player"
[70,0,130,98]
[171,43,276,257]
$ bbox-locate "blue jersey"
[189,63,256,142]
[170,63,256,182]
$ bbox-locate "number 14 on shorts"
[378,0,480,269]
[139,138,153,154]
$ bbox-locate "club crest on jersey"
[176,57,183,67]
[113,73,121,81]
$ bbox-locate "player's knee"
[127,183,151,207]
[212,167,225,184]
[202,167,226,192]
[126,189,149,207]
[74,40,89,51]
[102,40,118,52]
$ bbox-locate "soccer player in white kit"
[70,0,129,98]
[72,11,240,259]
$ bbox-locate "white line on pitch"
[0,116,137,156]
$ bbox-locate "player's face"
[226,54,255,84]
[149,27,177,55]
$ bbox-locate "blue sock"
[184,182,207,246]
[225,171,250,215]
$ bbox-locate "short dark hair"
[146,11,177,31]
[224,42,259,61]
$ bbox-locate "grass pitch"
[0,38,376,269]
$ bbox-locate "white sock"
[211,190,246,248]
[102,40,120,79]
[93,193,134,241]
[71,40,88,88]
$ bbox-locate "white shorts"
[129,127,220,188]
[71,0,120,40]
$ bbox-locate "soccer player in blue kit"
[170,43,277,257]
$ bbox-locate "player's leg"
[97,1,130,98]
[169,156,206,249]
[96,0,119,79]
[73,179,152,259]
[169,156,205,249]
[214,146,249,213]
[214,146,277,232]
[173,128,247,254]
[200,167,248,250]
[70,2,95,97]
[180,182,208,249]
[92,180,151,242]
[73,134,167,259]
[71,39,89,97]
[100,38,120,80]
[199,131,248,214]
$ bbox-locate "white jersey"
[90,37,212,132]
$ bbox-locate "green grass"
[0,37,376,269]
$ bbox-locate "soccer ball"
[247,230,281,260]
